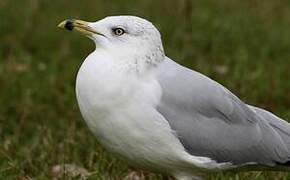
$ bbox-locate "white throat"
[95,40,165,75]
[75,48,163,113]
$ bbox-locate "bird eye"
[112,28,125,36]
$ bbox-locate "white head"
[59,16,165,70]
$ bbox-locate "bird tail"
[248,105,290,150]
[248,105,290,169]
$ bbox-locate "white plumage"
[58,16,290,180]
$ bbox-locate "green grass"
[1,0,290,179]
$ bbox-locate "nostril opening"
[64,19,75,31]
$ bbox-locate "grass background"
[1,0,290,179]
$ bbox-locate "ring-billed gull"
[58,16,290,180]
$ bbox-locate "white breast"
[75,50,222,175]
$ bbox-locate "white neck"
[94,39,165,75]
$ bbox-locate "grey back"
[156,57,290,166]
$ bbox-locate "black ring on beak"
[64,19,75,31]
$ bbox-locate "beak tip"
[57,19,75,30]
[57,19,93,36]
[57,21,66,29]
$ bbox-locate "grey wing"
[248,105,290,153]
[156,57,290,166]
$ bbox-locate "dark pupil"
[115,28,123,35]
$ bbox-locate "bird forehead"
[98,16,155,32]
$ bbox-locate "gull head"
[58,16,165,68]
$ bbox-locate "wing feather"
[156,58,290,166]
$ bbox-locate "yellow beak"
[58,19,101,36]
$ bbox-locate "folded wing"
[156,58,290,166]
